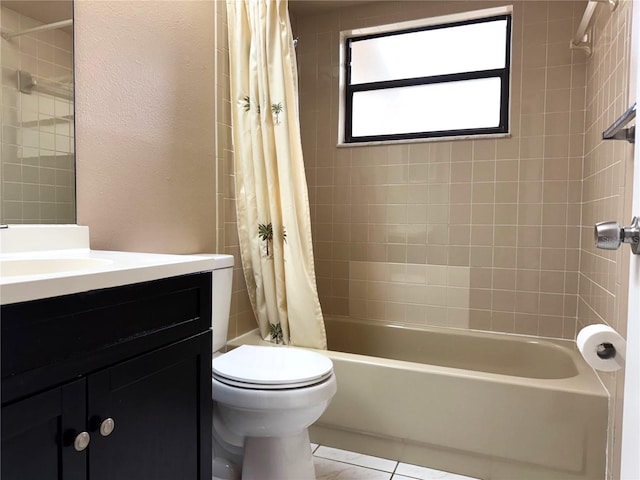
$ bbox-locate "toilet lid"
[212,345,333,389]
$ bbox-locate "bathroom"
[1,0,639,479]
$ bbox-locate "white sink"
[0,258,114,277]
[0,224,234,305]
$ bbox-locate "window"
[341,8,512,144]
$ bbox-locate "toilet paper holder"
[596,342,616,359]
[594,217,640,254]
[578,324,626,372]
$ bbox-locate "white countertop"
[0,225,233,305]
[0,249,233,305]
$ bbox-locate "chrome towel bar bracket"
[603,102,636,143]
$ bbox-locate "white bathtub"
[230,316,608,480]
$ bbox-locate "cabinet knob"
[99,418,115,437]
[73,432,91,452]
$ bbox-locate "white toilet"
[210,256,337,480]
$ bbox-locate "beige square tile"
[494,226,517,246]
[496,139,519,160]
[472,183,495,204]
[447,307,471,328]
[494,246,516,268]
[470,225,493,246]
[494,182,518,203]
[470,268,492,289]
[537,315,564,338]
[448,225,470,247]
[470,246,493,267]
[539,293,565,316]
[517,226,542,247]
[519,158,543,181]
[541,248,567,271]
[491,311,515,333]
[471,204,494,225]
[469,288,492,310]
[516,270,541,292]
[492,290,515,312]
[517,247,541,269]
[472,161,496,182]
[519,136,544,158]
[518,181,543,203]
[518,204,542,225]
[450,140,472,162]
[448,246,470,266]
[406,245,427,264]
[450,184,472,204]
[514,313,539,335]
[469,309,491,331]
[426,246,448,266]
[494,204,517,225]
[516,291,539,314]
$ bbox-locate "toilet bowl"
[212,345,337,480]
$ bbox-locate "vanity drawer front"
[1,272,212,403]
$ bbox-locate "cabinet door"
[1,379,86,480]
[87,333,212,480]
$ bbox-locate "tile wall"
[214,0,255,340]
[578,1,634,478]
[1,6,75,224]
[294,0,587,339]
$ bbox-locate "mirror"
[1,0,74,224]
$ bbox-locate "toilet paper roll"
[577,324,626,372]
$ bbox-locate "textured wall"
[295,0,587,339]
[75,0,216,254]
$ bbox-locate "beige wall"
[75,0,216,254]
[75,0,255,340]
[295,0,587,339]
[579,1,634,478]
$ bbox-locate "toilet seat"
[213,345,334,390]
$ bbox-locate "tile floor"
[312,445,479,480]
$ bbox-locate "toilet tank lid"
[212,345,333,386]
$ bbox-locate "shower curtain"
[226,0,327,349]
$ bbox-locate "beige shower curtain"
[226,0,326,349]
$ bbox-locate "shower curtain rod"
[1,19,72,40]
[571,0,617,56]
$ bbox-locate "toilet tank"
[194,254,234,352]
[212,265,234,352]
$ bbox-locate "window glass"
[351,78,502,137]
[350,19,509,84]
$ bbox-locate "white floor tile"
[314,457,392,480]
[395,462,479,480]
[314,446,397,472]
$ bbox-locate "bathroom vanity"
[0,226,227,480]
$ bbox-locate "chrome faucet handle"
[594,217,640,254]
[594,221,621,250]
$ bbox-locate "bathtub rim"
[227,316,607,398]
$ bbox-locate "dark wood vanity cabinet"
[1,273,213,480]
